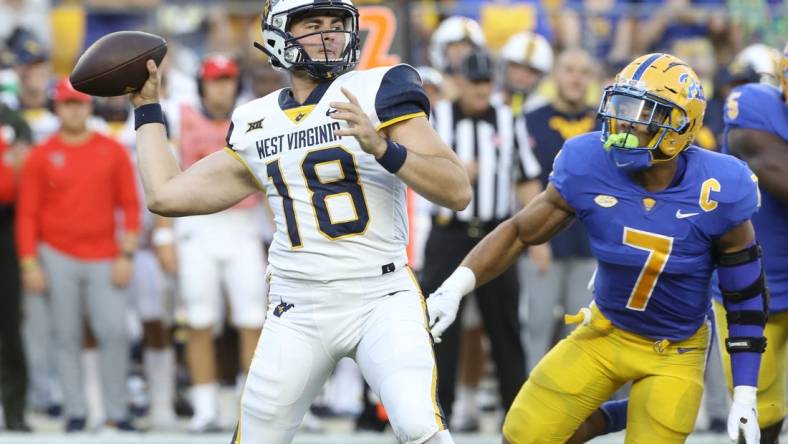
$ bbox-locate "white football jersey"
[227,64,430,281]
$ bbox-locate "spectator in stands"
[10,31,58,143]
[0,100,32,432]
[15,78,139,432]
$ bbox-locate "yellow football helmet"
[597,53,707,160]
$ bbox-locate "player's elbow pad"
[717,242,768,354]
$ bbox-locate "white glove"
[426,287,461,343]
[728,385,760,443]
[426,267,476,343]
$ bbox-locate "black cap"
[460,51,494,82]
[7,28,48,65]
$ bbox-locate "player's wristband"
[134,103,165,130]
[376,139,408,174]
[732,385,757,405]
[440,266,476,298]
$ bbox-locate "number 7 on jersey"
[623,227,674,311]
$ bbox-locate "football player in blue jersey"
[565,43,788,444]
[426,52,767,444]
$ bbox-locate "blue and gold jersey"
[550,131,759,340]
[716,83,788,310]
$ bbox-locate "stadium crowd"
[0,0,784,437]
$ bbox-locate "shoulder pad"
[375,64,430,126]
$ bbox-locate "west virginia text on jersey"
[226,64,429,281]
[550,131,760,341]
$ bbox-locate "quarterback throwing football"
[130,0,471,443]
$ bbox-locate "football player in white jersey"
[130,0,472,442]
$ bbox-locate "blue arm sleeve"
[719,246,767,388]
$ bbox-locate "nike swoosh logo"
[675,209,699,219]
[326,108,338,116]
[677,347,698,354]
[615,161,633,167]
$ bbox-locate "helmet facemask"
[598,84,690,164]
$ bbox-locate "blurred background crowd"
[0,0,785,437]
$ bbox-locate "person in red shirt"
[15,78,140,432]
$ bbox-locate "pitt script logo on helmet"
[597,53,707,163]
[256,0,361,80]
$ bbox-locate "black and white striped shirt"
[432,100,541,223]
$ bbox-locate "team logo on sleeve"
[247,117,265,133]
[594,195,618,208]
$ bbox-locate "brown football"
[69,31,167,97]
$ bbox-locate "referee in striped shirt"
[421,52,548,422]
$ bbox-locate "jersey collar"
[278,80,334,111]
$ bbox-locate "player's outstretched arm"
[131,60,258,217]
[727,128,788,203]
[427,184,573,340]
[463,184,573,286]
